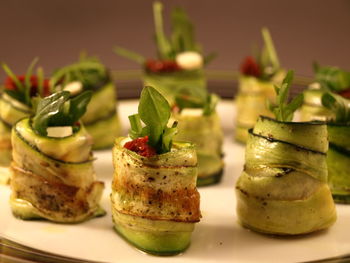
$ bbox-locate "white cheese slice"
[309,82,321,90]
[63,81,83,95]
[181,108,203,117]
[47,126,73,138]
[176,51,203,70]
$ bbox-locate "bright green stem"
[153,1,172,59]
[262,27,280,70]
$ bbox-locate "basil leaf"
[4,89,24,104]
[32,92,70,136]
[322,92,350,124]
[138,86,171,147]
[315,65,350,92]
[69,90,92,122]
[128,114,143,139]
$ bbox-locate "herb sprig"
[268,70,304,122]
[313,63,350,92]
[174,86,219,116]
[32,91,92,136]
[128,86,177,154]
[321,92,350,124]
[1,58,47,107]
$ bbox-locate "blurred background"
[0,0,349,97]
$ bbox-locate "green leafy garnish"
[51,55,109,91]
[128,86,177,154]
[268,70,304,122]
[314,63,350,92]
[174,86,219,116]
[1,58,46,107]
[32,91,92,136]
[321,92,350,124]
[113,47,146,65]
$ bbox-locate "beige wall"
[0,0,349,79]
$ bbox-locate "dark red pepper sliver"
[124,136,157,157]
[145,59,181,73]
[4,75,50,97]
[338,88,350,99]
[240,56,262,78]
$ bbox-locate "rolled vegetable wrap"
[51,55,121,149]
[111,86,201,255]
[0,59,50,183]
[10,91,105,223]
[235,71,336,235]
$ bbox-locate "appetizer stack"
[115,1,215,105]
[111,86,201,255]
[51,55,120,150]
[10,91,105,223]
[235,71,337,235]
[173,87,224,186]
[235,28,285,143]
[0,59,50,184]
[300,64,350,121]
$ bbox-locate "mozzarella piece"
[181,108,203,117]
[309,82,321,90]
[176,51,203,70]
[47,126,73,138]
[63,81,83,95]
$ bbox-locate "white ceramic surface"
[1,100,349,263]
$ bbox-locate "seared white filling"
[176,51,203,70]
[63,81,83,95]
[181,108,203,117]
[47,126,73,138]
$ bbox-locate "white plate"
[1,100,349,263]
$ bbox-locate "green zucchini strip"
[111,137,200,255]
[235,116,336,235]
[174,112,224,186]
[10,118,105,223]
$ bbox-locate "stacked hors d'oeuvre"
[111,86,201,255]
[235,28,285,143]
[300,64,350,121]
[10,91,105,223]
[0,59,50,184]
[51,55,120,150]
[235,71,337,235]
[172,86,224,186]
[320,92,350,203]
[115,1,215,105]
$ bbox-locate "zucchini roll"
[0,60,50,183]
[111,86,201,255]
[321,93,350,203]
[173,88,224,186]
[300,65,350,122]
[10,91,105,223]
[115,1,214,105]
[235,71,336,235]
[51,56,120,149]
[235,28,285,143]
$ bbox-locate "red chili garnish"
[145,59,181,73]
[240,56,262,78]
[4,75,50,97]
[124,136,157,157]
[338,88,350,99]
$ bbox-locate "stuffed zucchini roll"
[0,59,50,183]
[235,71,336,235]
[300,64,350,122]
[235,28,285,143]
[321,93,350,203]
[115,1,215,105]
[51,55,120,149]
[10,91,105,223]
[111,86,201,255]
[173,87,224,186]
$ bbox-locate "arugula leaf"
[32,91,92,136]
[314,64,350,92]
[268,70,303,122]
[261,27,280,71]
[24,57,39,105]
[2,63,24,92]
[113,47,146,64]
[36,67,44,97]
[153,1,173,59]
[321,92,350,124]
[128,86,177,154]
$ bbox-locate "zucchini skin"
[111,137,200,255]
[174,112,224,186]
[235,117,336,235]
[234,76,276,143]
[10,118,105,223]
[327,124,350,203]
[81,82,121,150]
[143,70,206,105]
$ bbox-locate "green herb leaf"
[261,27,280,71]
[24,57,39,105]
[128,114,143,139]
[203,93,219,116]
[1,63,24,92]
[314,64,350,92]
[321,92,350,124]
[69,91,93,121]
[36,67,44,97]
[161,121,178,152]
[113,46,146,64]
[268,70,303,122]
